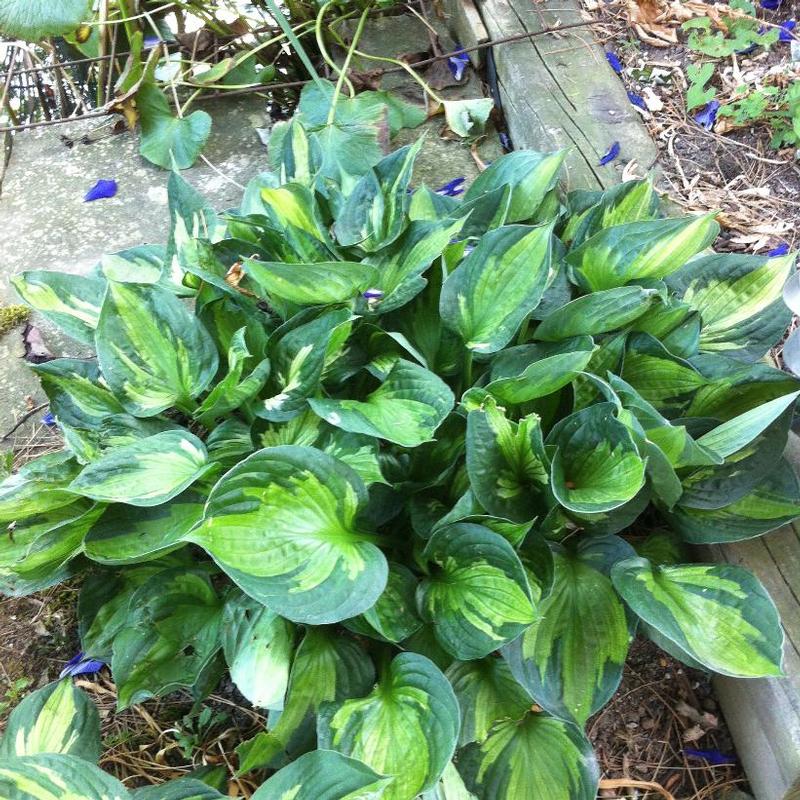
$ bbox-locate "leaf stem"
[262,0,326,91]
[463,349,474,390]
[352,48,445,105]
[327,5,372,126]
[315,0,355,99]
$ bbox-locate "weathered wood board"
[703,437,800,800]
[475,0,658,190]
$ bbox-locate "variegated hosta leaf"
[318,653,459,800]
[667,251,796,360]
[0,679,100,762]
[548,403,646,514]
[0,500,103,590]
[0,754,130,800]
[111,568,223,709]
[533,286,660,341]
[69,430,211,507]
[503,549,630,726]
[665,462,800,543]
[84,490,205,565]
[96,282,219,416]
[260,183,329,242]
[309,359,454,448]
[245,259,379,306]
[236,628,375,774]
[445,659,530,746]
[440,224,552,354]
[192,446,387,624]
[465,399,549,522]
[462,150,566,223]
[11,270,105,345]
[567,213,719,292]
[611,557,784,677]
[257,307,353,422]
[485,338,595,404]
[252,750,392,800]
[421,762,478,800]
[193,329,270,426]
[695,391,800,459]
[0,452,80,523]
[345,563,422,643]
[418,524,536,660]
[363,218,465,313]
[458,712,599,800]
[100,245,166,286]
[221,592,294,709]
[334,141,421,252]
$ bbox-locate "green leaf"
[101,245,166,286]
[192,446,387,623]
[0,0,90,39]
[318,653,459,800]
[244,259,378,305]
[84,489,205,564]
[445,659,530,746]
[696,391,800,458]
[503,549,629,726]
[193,329,270,426]
[418,524,536,660]
[346,563,422,643]
[534,286,660,341]
[458,712,599,800]
[548,403,646,514]
[665,462,800,543]
[252,750,392,800]
[222,592,294,709]
[96,282,218,416]
[0,453,81,523]
[465,399,549,522]
[309,360,454,448]
[486,338,594,404]
[111,569,222,709]
[236,628,375,773]
[0,754,130,800]
[138,83,212,170]
[11,270,105,345]
[462,150,566,223]
[611,557,784,677]
[334,142,422,251]
[258,308,353,422]
[69,430,211,507]
[0,679,100,762]
[440,224,552,354]
[567,214,720,292]
[132,778,225,800]
[667,252,796,360]
[443,98,494,138]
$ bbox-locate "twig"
[1,403,48,441]
[599,778,676,800]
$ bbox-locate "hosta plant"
[1,94,799,799]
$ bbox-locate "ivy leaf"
[0,0,91,40]
[318,653,460,800]
[137,83,212,170]
[443,98,494,137]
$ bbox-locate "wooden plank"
[475,0,658,190]
[701,434,800,800]
[441,0,489,67]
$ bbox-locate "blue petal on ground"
[768,242,790,257]
[779,19,797,40]
[60,652,106,678]
[694,100,720,130]
[684,748,736,766]
[84,179,118,202]
[605,51,623,73]
[448,50,470,81]
[435,177,466,196]
[627,91,647,111]
[598,141,620,166]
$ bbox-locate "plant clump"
[0,84,798,800]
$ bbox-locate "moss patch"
[0,305,29,336]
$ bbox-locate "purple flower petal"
[760,0,781,9]
[448,49,470,81]
[627,91,647,111]
[499,132,512,151]
[606,51,623,74]
[143,35,162,49]
[684,748,736,766]
[598,141,621,166]
[435,177,466,197]
[362,288,384,300]
[60,652,106,678]
[41,412,56,427]
[779,19,797,40]
[84,179,118,202]
[694,100,720,130]
[768,242,790,256]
